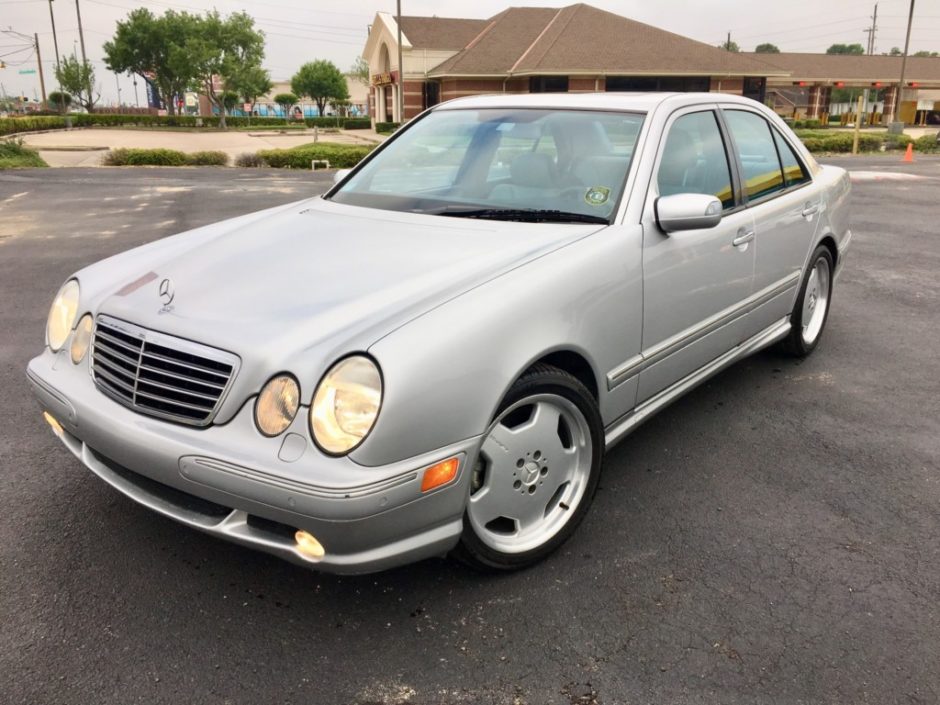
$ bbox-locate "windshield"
[329,108,645,223]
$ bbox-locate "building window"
[529,76,569,93]
[423,82,440,109]
[743,77,766,103]
[606,76,709,92]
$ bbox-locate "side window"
[772,129,811,187]
[724,110,785,201]
[657,111,734,209]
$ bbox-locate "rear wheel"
[781,245,834,357]
[454,364,603,571]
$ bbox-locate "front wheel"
[780,245,834,357]
[453,364,603,571]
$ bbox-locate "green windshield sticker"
[585,186,610,206]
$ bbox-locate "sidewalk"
[21,127,387,167]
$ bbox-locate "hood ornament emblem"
[158,278,175,313]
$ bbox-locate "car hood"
[90,197,603,416]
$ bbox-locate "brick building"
[361,3,786,123]
[758,53,940,124]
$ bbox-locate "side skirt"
[604,316,791,450]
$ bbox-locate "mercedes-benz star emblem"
[158,278,175,307]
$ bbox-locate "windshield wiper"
[433,207,610,225]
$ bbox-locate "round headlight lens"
[255,375,300,437]
[70,314,94,364]
[310,356,382,455]
[46,279,80,352]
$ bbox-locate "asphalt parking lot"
[1,159,939,704]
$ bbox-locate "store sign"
[371,71,396,86]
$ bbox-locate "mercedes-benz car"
[28,93,851,573]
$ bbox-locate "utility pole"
[863,3,878,55]
[34,33,47,108]
[47,0,61,70]
[75,0,88,66]
[396,0,403,123]
[727,31,731,50]
[889,0,916,126]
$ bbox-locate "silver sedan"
[28,92,851,573]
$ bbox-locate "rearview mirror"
[655,193,722,233]
[333,168,352,185]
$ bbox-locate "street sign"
[18,69,37,75]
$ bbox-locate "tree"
[755,43,780,54]
[182,11,265,129]
[291,60,349,117]
[718,39,740,52]
[55,55,99,113]
[221,90,239,114]
[48,91,72,114]
[103,9,198,116]
[826,43,865,55]
[888,47,903,55]
[350,56,370,85]
[227,63,272,116]
[913,50,939,57]
[274,92,297,122]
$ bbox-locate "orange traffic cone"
[903,142,914,163]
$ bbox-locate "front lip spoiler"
[48,420,463,573]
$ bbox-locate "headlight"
[70,314,94,364]
[46,279,80,352]
[310,356,382,455]
[254,374,300,437]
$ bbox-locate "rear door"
[721,108,820,337]
[632,106,755,403]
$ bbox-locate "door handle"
[802,203,819,217]
[732,229,755,247]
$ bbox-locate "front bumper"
[27,349,479,574]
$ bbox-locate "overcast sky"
[2,0,938,104]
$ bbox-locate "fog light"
[43,411,64,438]
[421,456,460,492]
[70,314,93,364]
[294,530,325,560]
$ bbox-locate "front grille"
[91,315,239,426]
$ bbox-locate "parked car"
[28,92,851,573]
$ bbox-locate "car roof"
[433,91,759,113]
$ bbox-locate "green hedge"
[0,138,47,168]
[256,143,374,169]
[375,121,400,134]
[792,130,937,154]
[103,148,229,166]
[914,134,940,153]
[0,113,374,136]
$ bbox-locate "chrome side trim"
[604,316,791,450]
[606,271,800,390]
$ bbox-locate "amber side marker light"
[43,412,64,438]
[421,457,460,493]
[294,530,325,560]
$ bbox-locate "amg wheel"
[454,364,603,571]
[781,244,834,357]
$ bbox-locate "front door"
[636,107,756,402]
[721,108,820,338]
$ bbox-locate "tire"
[780,244,834,358]
[453,363,604,571]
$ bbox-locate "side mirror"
[333,168,352,185]
[655,193,723,233]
